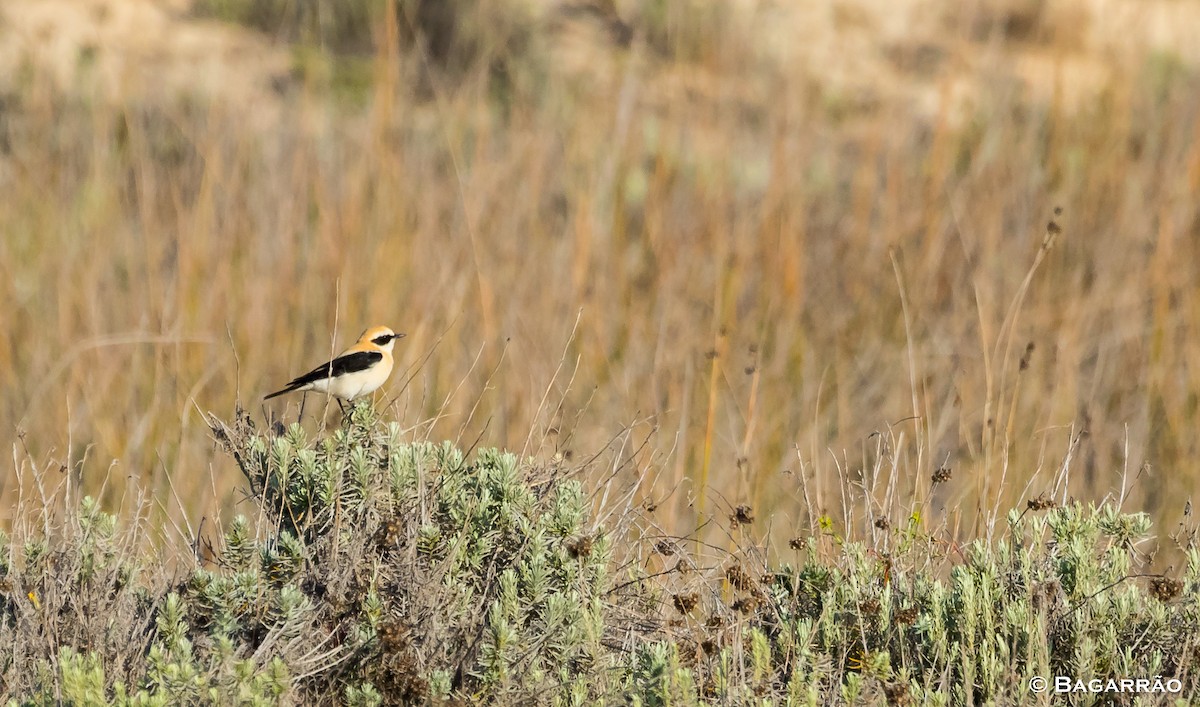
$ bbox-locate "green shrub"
[203,402,631,703]
[2,404,1198,704]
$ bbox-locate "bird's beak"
[394,333,406,340]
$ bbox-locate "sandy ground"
[0,0,291,129]
[0,0,1196,126]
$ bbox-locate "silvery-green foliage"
[7,403,1200,704]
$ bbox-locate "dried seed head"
[931,467,952,484]
[1019,341,1035,371]
[884,680,911,706]
[731,595,759,614]
[374,519,402,549]
[895,606,919,625]
[731,505,755,527]
[1150,576,1182,602]
[565,535,594,559]
[672,592,700,614]
[788,537,805,550]
[378,619,410,652]
[874,517,891,530]
[1043,218,1062,249]
[1027,494,1057,511]
[726,564,753,591]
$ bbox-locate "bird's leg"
[299,393,308,423]
[337,398,347,422]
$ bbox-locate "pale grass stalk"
[986,219,1061,528]
[521,310,583,458]
[889,247,927,509]
[738,342,763,511]
[695,318,722,526]
[1117,424,1131,510]
[809,367,829,528]
[1052,426,1085,502]
[668,356,695,534]
[451,340,506,446]
[155,453,196,551]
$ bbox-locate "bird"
[265,326,404,408]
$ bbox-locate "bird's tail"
[264,386,296,400]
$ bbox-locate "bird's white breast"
[306,357,393,400]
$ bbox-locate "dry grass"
[0,0,1198,563]
[3,404,1197,703]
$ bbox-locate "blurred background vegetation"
[0,0,1198,559]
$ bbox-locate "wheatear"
[265,326,404,406]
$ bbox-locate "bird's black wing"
[266,350,383,399]
[287,350,383,386]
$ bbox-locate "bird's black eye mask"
[372,333,404,346]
